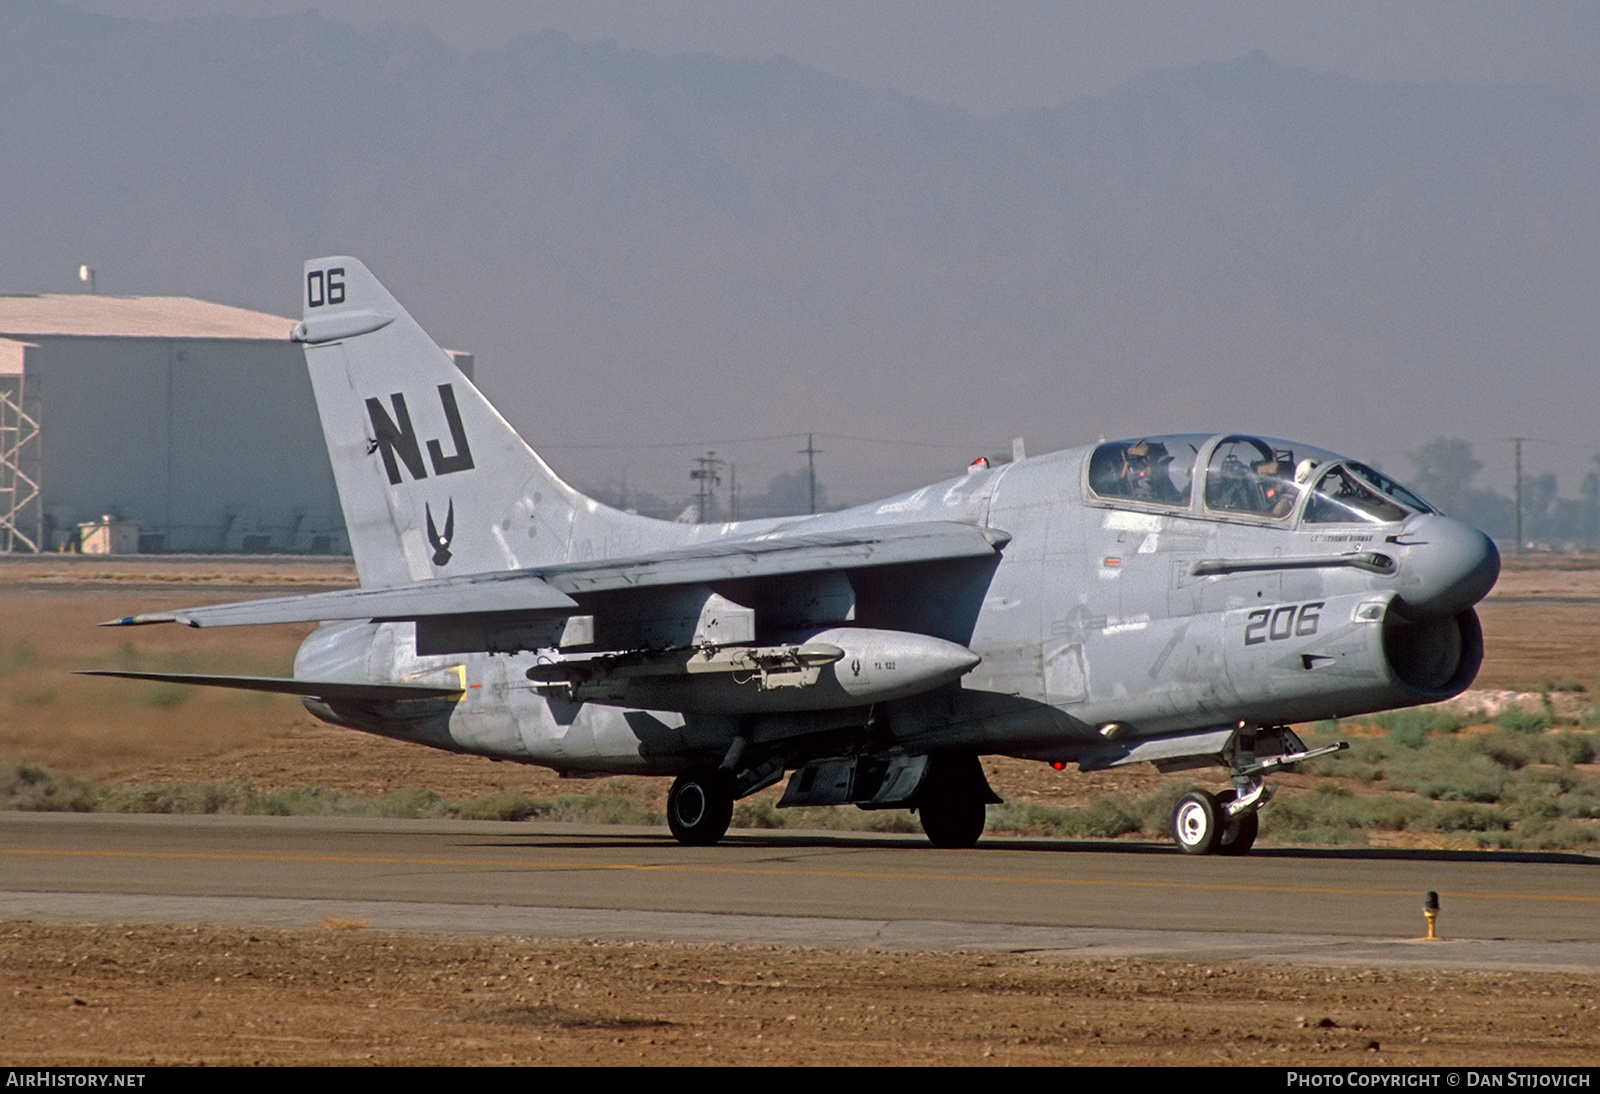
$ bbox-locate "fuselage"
[296,432,1499,777]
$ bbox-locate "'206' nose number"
[1243,601,1324,646]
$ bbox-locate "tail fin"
[293,257,671,587]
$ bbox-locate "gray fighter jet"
[89,257,1500,854]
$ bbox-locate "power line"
[545,432,806,451]
[542,430,994,453]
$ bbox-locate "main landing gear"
[665,750,1001,849]
[914,753,997,849]
[666,767,735,846]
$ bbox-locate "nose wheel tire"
[1172,789,1222,855]
[1172,788,1260,855]
[667,768,734,846]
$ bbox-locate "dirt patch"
[3,923,1596,1066]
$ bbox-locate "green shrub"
[1537,732,1600,767]
[1475,817,1600,851]
[100,780,256,814]
[731,797,785,829]
[1427,803,1511,832]
[1,640,40,674]
[1498,705,1553,735]
[454,791,551,822]
[1386,740,1509,802]
[0,763,99,811]
[747,804,922,834]
[987,796,1143,839]
[1133,780,1200,831]
[1301,734,1391,782]
[257,785,351,816]
[1259,789,1370,846]
[1368,707,1471,745]
[542,794,663,826]
[369,786,447,818]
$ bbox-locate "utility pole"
[691,451,724,523]
[1513,437,1523,555]
[800,433,821,515]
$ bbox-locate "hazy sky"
[73,1,1600,115]
[44,0,1598,502]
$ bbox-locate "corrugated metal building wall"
[0,293,470,554]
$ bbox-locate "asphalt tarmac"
[2,812,1596,972]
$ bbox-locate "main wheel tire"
[918,793,986,849]
[1216,790,1260,856]
[667,768,733,846]
[1172,789,1222,855]
[917,754,987,849]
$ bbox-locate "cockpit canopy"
[1087,434,1433,526]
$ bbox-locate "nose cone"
[1394,514,1501,618]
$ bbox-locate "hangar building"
[0,292,470,554]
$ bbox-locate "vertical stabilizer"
[292,257,672,587]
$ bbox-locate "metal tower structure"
[0,362,41,552]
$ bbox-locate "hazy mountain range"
[4,0,1596,506]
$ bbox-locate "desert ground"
[2,554,1598,1066]
[5,922,1597,1067]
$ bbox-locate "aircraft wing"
[538,521,1010,593]
[106,521,1009,628]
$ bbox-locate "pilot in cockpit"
[1254,455,1297,518]
[1117,440,1182,504]
[1207,442,1300,518]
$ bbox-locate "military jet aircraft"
[88,257,1501,854]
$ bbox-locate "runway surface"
[2,812,1596,972]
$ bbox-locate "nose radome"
[1394,514,1501,618]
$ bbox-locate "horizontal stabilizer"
[103,575,579,628]
[75,670,462,702]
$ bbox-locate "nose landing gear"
[1172,787,1260,855]
[1169,725,1344,856]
